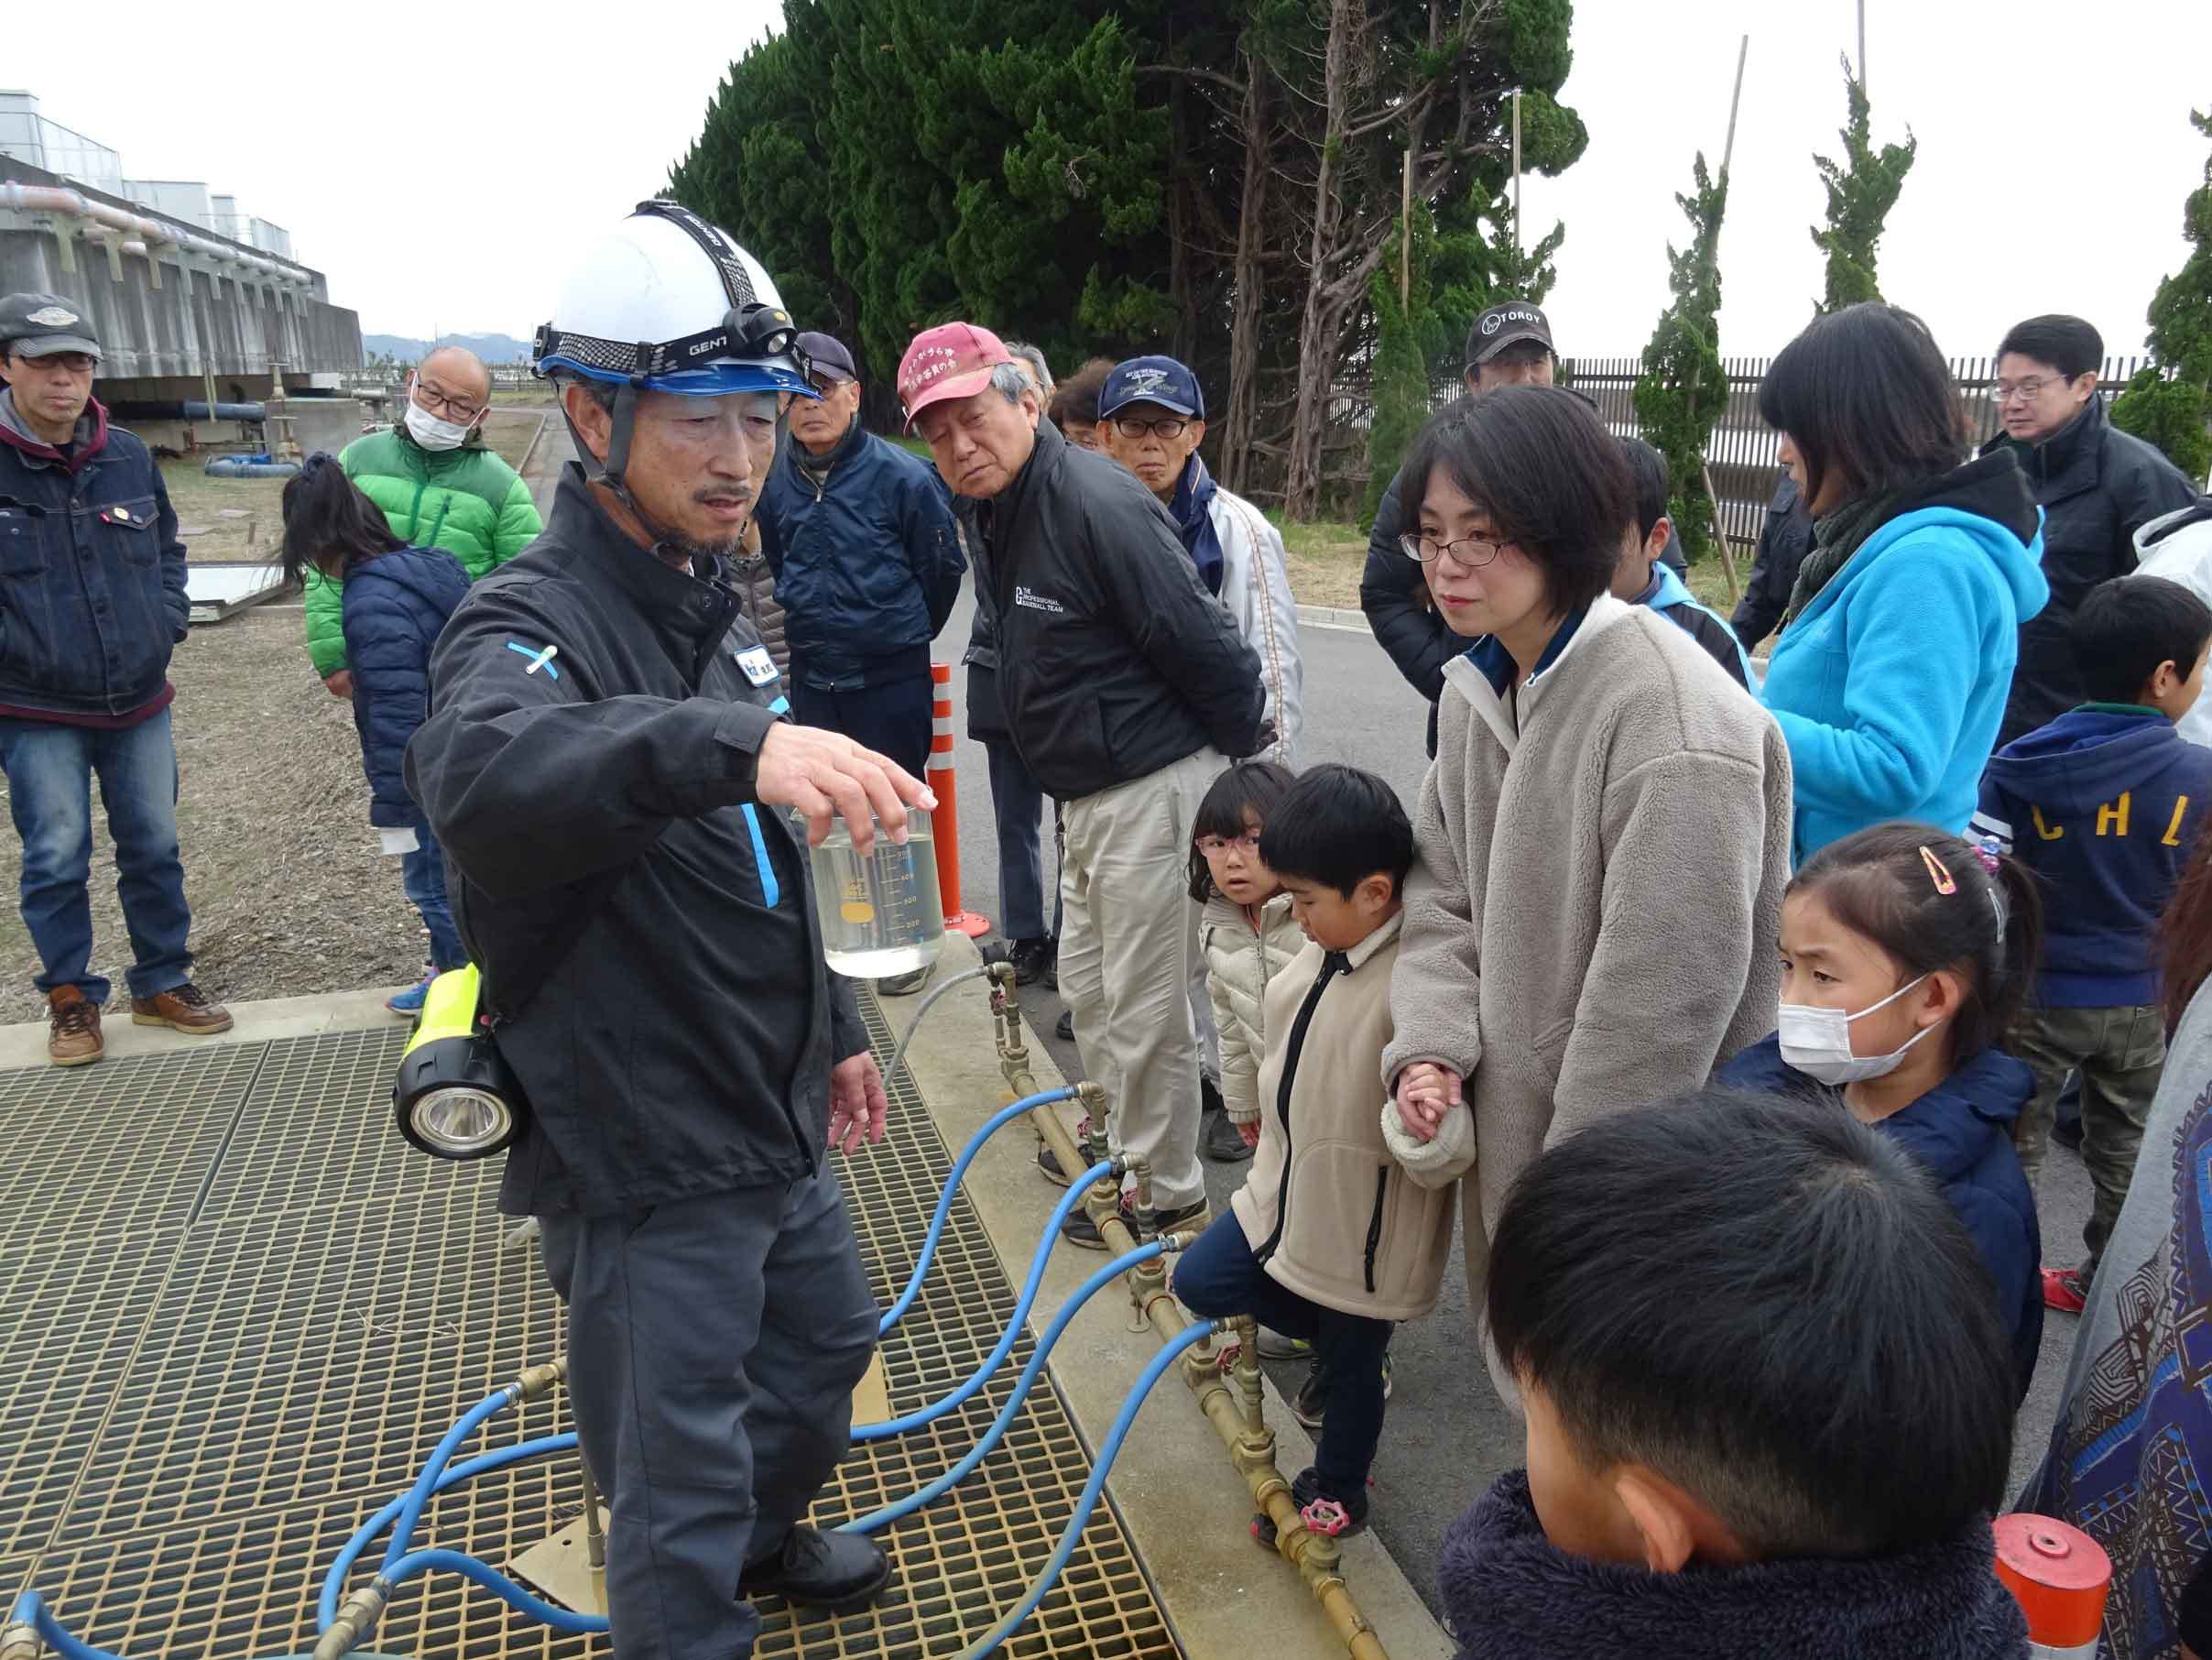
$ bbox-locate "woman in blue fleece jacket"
[1757,305,2049,863]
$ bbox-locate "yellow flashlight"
[391,967,528,1160]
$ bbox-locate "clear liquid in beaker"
[809,821,944,978]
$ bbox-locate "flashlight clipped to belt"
[392,966,528,1160]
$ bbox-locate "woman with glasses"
[1757,304,2049,863]
[1378,387,1792,1403]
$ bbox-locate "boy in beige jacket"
[1172,766,1471,1537]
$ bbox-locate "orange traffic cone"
[1993,1513,2109,1658]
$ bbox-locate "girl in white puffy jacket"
[1189,759,1306,1147]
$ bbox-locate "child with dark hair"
[1610,437,1752,687]
[1720,824,2045,1395]
[281,453,473,1014]
[1443,1088,2029,1660]
[1172,764,1463,1537]
[1972,573,2212,1312]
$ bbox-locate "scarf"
[1783,489,1897,628]
[1438,1472,2027,1660]
[1170,453,1225,597]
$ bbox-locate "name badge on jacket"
[736,645,779,687]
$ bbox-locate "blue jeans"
[985,737,1060,943]
[0,708,192,1004]
[400,825,467,972]
[1173,1211,1391,1492]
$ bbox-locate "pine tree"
[2113,109,2212,485]
[1633,154,1728,562]
[1810,57,1915,313]
[1364,202,1444,521]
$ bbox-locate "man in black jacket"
[407,204,928,1659]
[1730,473,1813,652]
[1983,314,2198,744]
[899,321,1267,1248]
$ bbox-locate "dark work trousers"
[791,672,932,782]
[984,737,1060,944]
[538,1171,878,1660]
[1172,1211,1390,1494]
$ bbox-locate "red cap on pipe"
[1992,1513,2109,1651]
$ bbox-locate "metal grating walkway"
[0,1005,1179,1660]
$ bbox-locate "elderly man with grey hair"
[899,321,1268,1247]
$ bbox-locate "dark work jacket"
[955,507,1016,745]
[339,545,470,830]
[1721,1035,2043,1400]
[405,464,866,1218]
[1361,462,1688,755]
[1983,398,2197,744]
[971,418,1266,799]
[756,416,964,690]
[1729,473,1813,650]
[0,393,189,719]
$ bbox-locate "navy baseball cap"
[794,331,857,382]
[1099,355,1204,420]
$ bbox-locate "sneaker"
[1202,1073,1226,1116]
[2042,1265,2088,1315]
[1292,1349,1392,1431]
[129,982,234,1036]
[386,974,435,1016]
[1037,1117,1093,1187]
[1204,1109,1254,1163]
[1062,1194,1208,1251]
[1290,1467,1369,1536]
[46,986,104,1067]
[1009,936,1055,987]
[877,962,934,998]
[1256,1327,1312,1361]
[738,1523,891,1611]
[1055,1009,1073,1042]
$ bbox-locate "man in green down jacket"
[304,346,541,694]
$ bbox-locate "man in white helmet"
[405,202,926,1656]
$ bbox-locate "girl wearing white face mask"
[1719,822,2047,1401]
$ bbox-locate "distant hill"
[363,332,533,366]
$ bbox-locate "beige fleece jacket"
[1200,890,1307,1126]
[1382,596,1791,1390]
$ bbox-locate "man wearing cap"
[1359,300,1689,755]
[0,293,232,1065]
[757,338,962,743]
[901,322,1268,1248]
[1098,355,1302,767]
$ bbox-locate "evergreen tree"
[1633,154,1729,562]
[2113,109,2212,485]
[1364,202,1444,521]
[1810,58,1915,313]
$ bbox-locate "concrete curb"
[1296,603,1373,637]
[0,985,401,1070]
[884,934,1450,1660]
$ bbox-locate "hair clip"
[1919,845,1957,895]
[1973,842,2002,877]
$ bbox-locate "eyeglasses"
[1400,530,1510,567]
[1112,416,1190,441]
[1195,831,1260,857]
[1993,375,2074,405]
[805,374,852,397]
[24,352,96,375]
[413,378,486,423]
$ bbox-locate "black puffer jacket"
[972,419,1265,798]
[406,465,865,1218]
[1730,473,1813,650]
[1984,398,2197,743]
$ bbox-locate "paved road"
[519,423,2091,1609]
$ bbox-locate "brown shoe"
[130,982,234,1036]
[47,986,104,1066]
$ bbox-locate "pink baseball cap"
[899,322,1014,430]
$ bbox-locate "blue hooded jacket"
[1974,705,2212,1006]
[1720,1033,2043,1399]
[1761,453,2048,864]
[341,545,470,829]
[1633,560,1754,688]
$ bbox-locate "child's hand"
[1395,1064,1463,1141]
[1237,1119,1260,1150]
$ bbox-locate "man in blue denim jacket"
[0,293,230,1065]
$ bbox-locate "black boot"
[740,1524,892,1611]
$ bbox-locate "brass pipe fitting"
[512,1357,567,1403]
[312,1582,389,1660]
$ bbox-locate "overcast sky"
[11,0,2208,361]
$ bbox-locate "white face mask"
[1776,975,1939,1085]
[403,393,473,452]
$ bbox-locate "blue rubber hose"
[6,1591,128,1660]
[853,1159,1113,1441]
[319,1435,577,1632]
[839,1240,1164,1534]
[877,1087,1078,1338]
[372,1549,606,1635]
[953,1320,1217,1659]
[380,1389,517,1571]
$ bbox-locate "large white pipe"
[0,180,313,287]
